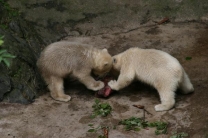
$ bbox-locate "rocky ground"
[0,0,208,138]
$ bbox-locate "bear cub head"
[111,54,122,72]
[93,49,113,77]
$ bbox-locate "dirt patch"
[129,95,142,102]
[111,101,130,114]
[0,22,208,138]
[79,116,92,124]
[145,27,162,35]
[182,29,208,137]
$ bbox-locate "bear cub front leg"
[108,80,119,91]
[74,72,105,91]
[108,70,135,91]
[80,76,104,91]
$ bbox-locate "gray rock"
[0,19,45,104]
[0,65,11,101]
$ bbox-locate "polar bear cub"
[108,47,194,111]
[37,41,112,102]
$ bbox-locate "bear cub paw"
[154,104,173,112]
[51,94,71,102]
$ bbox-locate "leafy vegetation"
[98,135,106,138]
[185,57,192,60]
[0,36,16,67]
[119,117,146,131]
[91,99,112,118]
[87,124,99,132]
[170,132,188,138]
[87,124,109,138]
[148,121,168,135]
[87,124,109,133]
[119,117,168,135]
[89,100,169,136]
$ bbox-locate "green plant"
[87,124,102,132]
[119,117,168,135]
[88,124,109,132]
[91,99,112,118]
[119,117,147,131]
[98,135,107,138]
[0,36,16,67]
[170,132,188,138]
[185,57,192,60]
[87,124,109,138]
[148,121,168,135]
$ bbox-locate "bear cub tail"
[179,70,194,94]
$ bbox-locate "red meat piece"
[96,77,113,98]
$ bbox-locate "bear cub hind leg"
[154,82,177,111]
[48,76,71,102]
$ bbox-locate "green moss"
[0,0,20,29]
[13,66,22,78]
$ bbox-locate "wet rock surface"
[0,0,208,138]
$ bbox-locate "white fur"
[108,47,194,111]
[37,41,112,102]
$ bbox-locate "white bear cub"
[37,41,112,102]
[108,47,194,111]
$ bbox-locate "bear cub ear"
[104,62,108,67]
[102,48,108,52]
